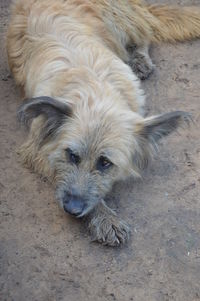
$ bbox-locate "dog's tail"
[146,4,200,43]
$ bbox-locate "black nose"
[63,193,85,217]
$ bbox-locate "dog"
[7,0,200,246]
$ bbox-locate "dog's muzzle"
[63,192,86,217]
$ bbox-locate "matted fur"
[7,0,200,246]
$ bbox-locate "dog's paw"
[89,215,130,246]
[128,53,154,80]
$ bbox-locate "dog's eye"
[97,156,113,171]
[66,148,80,165]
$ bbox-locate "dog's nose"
[63,194,85,217]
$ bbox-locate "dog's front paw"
[89,215,130,246]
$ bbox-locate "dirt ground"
[0,0,200,300]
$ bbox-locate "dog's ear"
[18,96,72,144]
[133,111,191,170]
[139,111,191,143]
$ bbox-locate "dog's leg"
[127,43,154,80]
[87,200,130,246]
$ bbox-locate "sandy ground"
[0,1,200,300]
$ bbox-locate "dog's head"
[18,96,190,217]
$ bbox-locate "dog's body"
[7,0,200,245]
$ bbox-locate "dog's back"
[8,0,200,90]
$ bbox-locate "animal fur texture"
[7,0,200,246]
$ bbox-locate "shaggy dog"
[7,0,200,246]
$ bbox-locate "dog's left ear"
[139,111,191,142]
[18,96,72,144]
[133,111,191,170]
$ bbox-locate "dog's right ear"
[18,96,72,125]
[18,96,72,143]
